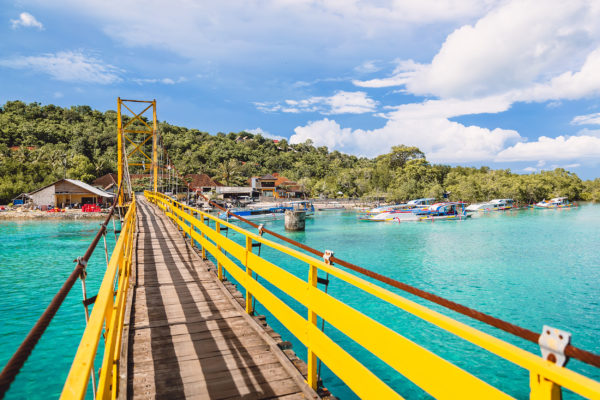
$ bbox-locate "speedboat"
[466,199,514,212]
[416,202,471,221]
[533,197,573,209]
[359,198,436,221]
[218,206,287,220]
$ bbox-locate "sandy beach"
[0,209,110,220]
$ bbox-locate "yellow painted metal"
[116,98,123,207]
[117,98,159,197]
[307,264,318,391]
[61,196,137,399]
[216,221,223,280]
[245,236,254,315]
[144,191,600,400]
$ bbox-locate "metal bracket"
[538,325,571,366]
[75,256,88,279]
[323,250,334,265]
[258,224,264,236]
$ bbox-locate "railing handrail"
[60,195,137,400]
[146,191,600,400]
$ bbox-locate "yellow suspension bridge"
[1,99,600,400]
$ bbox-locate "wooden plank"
[127,198,318,399]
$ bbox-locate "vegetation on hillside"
[0,100,597,204]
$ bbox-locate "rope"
[158,149,600,369]
[0,182,124,397]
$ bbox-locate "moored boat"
[218,206,287,220]
[466,198,514,212]
[533,197,573,209]
[417,202,471,221]
[359,198,436,221]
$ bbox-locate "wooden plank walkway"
[125,198,318,399]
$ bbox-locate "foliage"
[0,100,593,204]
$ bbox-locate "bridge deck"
[125,199,317,399]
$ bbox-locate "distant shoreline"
[0,210,109,220]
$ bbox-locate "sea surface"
[0,219,117,399]
[1,205,599,399]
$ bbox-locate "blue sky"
[2,1,600,178]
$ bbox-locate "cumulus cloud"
[290,98,520,162]
[0,51,121,84]
[256,91,377,115]
[10,12,43,29]
[495,135,600,162]
[354,0,600,103]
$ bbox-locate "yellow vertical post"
[152,99,158,193]
[245,236,254,315]
[117,98,123,207]
[307,263,319,390]
[530,372,561,400]
[200,216,207,260]
[189,209,194,247]
[216,221,223,280]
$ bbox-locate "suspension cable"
[0,182,124,397]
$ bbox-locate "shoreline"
[0,210,109,220]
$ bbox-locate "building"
[216,186,254,200]
[28,179,114,208]
[250,174,277,197]
[249,173,306,199]
[93,173,118,193]
[184,174,223,193]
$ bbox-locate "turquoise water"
[0,219,117,399]
[1,206,599,399]
[216,205,600,399]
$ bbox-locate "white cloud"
[571,112,600,125]
[495,135,600,162]
[354,60,382,74]
[354,0,600,103]
[256,91,377,115]
[0,51,121,84]
[10,12,43,29]
[132,77,186,85]
[29,1,495,64]
[246,127,284,140]
[523,167,537,173]
[290,98,520,162]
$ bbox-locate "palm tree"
[213,159,242,186]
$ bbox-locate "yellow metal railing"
[146,191,600,400]
[61,196,137,400]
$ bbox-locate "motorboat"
[218,206,287,220]
[533,197,573,209]
[466,199,514,212]
[359,198,436,221]
[416,202,471,221]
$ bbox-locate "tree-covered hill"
[0,100,598,203]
